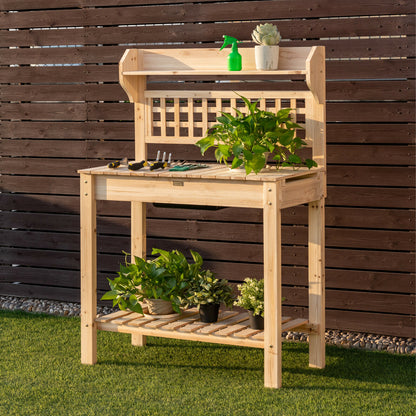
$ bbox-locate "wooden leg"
[80,174,97,364]
[131,333,146,347]
[308,198,325,368]
[131,201,147,347]
[263,182,282,388]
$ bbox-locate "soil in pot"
[248,310,264,330]
[199,303,220,323]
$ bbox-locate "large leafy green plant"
[187,270,234,308]
[195,94,317,174]
[101,248,203,314]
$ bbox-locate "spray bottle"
[220,35,242,71]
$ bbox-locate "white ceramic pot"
[254,45,279,70]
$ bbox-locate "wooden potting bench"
[79,46,326,389]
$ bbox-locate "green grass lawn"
[0,310,414,416]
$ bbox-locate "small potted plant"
[195,93,317,175]
[234,278,265,329]
[252,23,281,70]
[101,248,203,315]
[234,278,286,329]
[187,270,234,323]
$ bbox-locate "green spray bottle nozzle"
[220,35,242,71]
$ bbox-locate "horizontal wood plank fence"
[0,0,414,337]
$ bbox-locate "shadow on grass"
[280,342,414,388]
[98,335,415,388]
[99,337,262,370]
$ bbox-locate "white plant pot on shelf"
[254,45,279,70]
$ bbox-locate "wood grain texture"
[1,1,413,29]
[263,182,283,388]
[80,174,97,364]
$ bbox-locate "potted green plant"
[101,248,203,315]
[234,278,265,329]
[195,94,317,175]
[187,270,234,323]
[234,278,286,329]
[252,23,281,70]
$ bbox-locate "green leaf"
[236,93,252,109]
[276,108,291,120]
[129,302,143,314]
[101,290,118,300]
[216,114,232,125]
[232,142,244,156]
[273,153,282,162]
[119,263,131,275]
[243,149,253,161]
[251,153,266,174]
[217,144,231,158]
[233,107,244,117]
[305,158,318,169]
[252,144,268,154]
[292,137,305,149]
[191,250,203,267]
[279,131,294,146]
[261,118,276,132]
[244,164,253,175]
[285,120,303,129]
[214,148,224,163]
[266,143,275,153]
[151,248,169,260]
[288,154,302,164]
[264,131,279,140]
[231,157,243,169]
[249,100,259,115]
[195,136,215,154]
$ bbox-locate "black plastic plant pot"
[199,303,220,323]
[248,310,264,330]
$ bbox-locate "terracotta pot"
[248,310,264,330]
[145,298,174,315]
[199,303,220,323]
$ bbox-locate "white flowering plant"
[234,277,285,317]
[234,277,265,317]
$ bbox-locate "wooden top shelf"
[119,46,325,104]
[122,69,307,76]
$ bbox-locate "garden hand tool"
[169,163,209,171]
[128,160,147,171]
[107,157,128,169]
[150,151,172,170]
[149,150,161,170]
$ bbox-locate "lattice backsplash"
[144,92,307,144]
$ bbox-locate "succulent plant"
[251,23,281,46]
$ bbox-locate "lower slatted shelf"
[96,309,309,349]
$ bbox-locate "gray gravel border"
[1,295,415,355]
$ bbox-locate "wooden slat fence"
[0,0,414,337]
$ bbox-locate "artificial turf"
[1,310,414,416]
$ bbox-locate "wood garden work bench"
[79,46,326,389]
